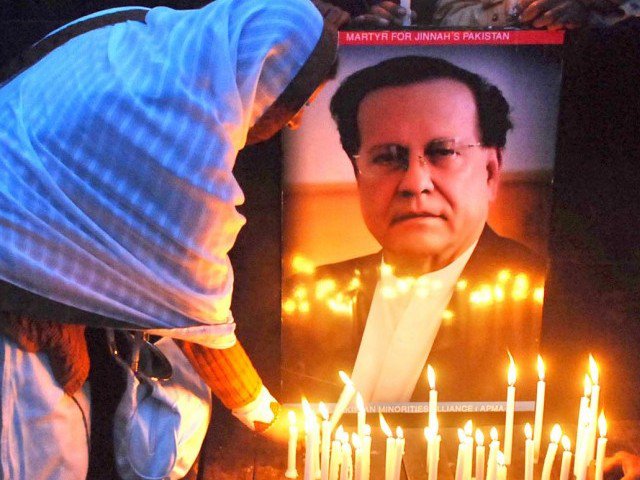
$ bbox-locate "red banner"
[339,30,565,46]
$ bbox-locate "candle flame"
[537,355,545,381]
[301,397,312,418]
[507,351,517,386]
[490,427,499,442]
[525,423,533,440]
[363,424,371,436]
[464,420,473,436]
[584,374,592,397]
[319,402,328,421]
[589,354,599,386]
[379,413,392,437]
[561,435,571,452]
[356,393,365,414]
[497,451,505,467]
[352,433,361,449]
[458,428,466,443]
[598,411,607,437]
[476,429,484,446]
[289,410,296,425]
[551,424,562,443]
[339,370,353,387]
[335,425,344,440]
[396,426,404,439]
[427,364,436,390]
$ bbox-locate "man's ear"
[487,148,502,201]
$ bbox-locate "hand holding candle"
[541,424,562,480]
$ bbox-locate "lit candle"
[303,398,319,480]
[394,427,405,480]
[352,434,362,480]
[559,436,572,480]
[286,411,299,479]
[329,371,356,431]
[329,427,343,480]
[425,421,441,480]
[574,374,592,477]
[595,412,608,480]
[340,431,353,480]
[587,355,601,464]
[533,355,546,463]
[496,451,507,480]
[362,424,371,480]
[486,427,500,480]
[427,365,438,431]
[524,423,534,480]
[319,403,331,480]
[475,429,485,480]
[380,413,396,480]
[455,429,467,480]
[356,394,366,440]
[315,409,322,480]
[540,424,562,480]
[504,353,517,465]
[576,409,593,480]
[464,421,474,480]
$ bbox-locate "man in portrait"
[282,56,547,407]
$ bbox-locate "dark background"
[1,2,639,476]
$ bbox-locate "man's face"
[355,79,501,273]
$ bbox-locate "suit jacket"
[282,226,547,406]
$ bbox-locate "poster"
[281,31,564,424]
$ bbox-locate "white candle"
[319,403,331,480]
[380,413,396,480]
[305,418,318,480]
[455,429,467,480]
[425,423,441,480]
[475,430,485,480]
[340,433,353,480]
[574,374,592,477]
[329,371,356,431]
[356,394,366,440]
[576,409,593,480]
[533,355,546,463]
[427,365,438,431]
[559,436,572,480]
[362,425,371,480]
[587,355,601,464]
[540,424,562,480]
[394,427,405,480]
[329,427,343,480]
[286,411,299,479]
[595,412,608,480]
[524,423,534,480]
[486,428,500,480]
[352,434,362,480]
[504,353,517,465]
[496,451,507,480]
[464,421,474,480]
[399,0,412,25]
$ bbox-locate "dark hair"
[330,56,513,168]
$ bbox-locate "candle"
[576,409,593,480]
[319,403,331,480]
[425,422,441,480]
[587,355,601,464]
[329,371,356,431]
[533,355,546,463]
[475,429,485,480]
[380,413,396,480]
[340,432,353,480]
[540,424,562,480]
[524,423,534,480]
[595,412,608,480]
[486,427,500,480]
[427,365,438,431]
[352,434,362,480]
[362,424,371,480]
[559,436,572,480]
[496,451,507,480]
[356,394,366,440]
[305,418,319,480]
[574,374,592,477]
[394,427,405,480]
[329,427,343,480]
[315,412,322,480]
[286,411,299,479]
[455,429,467,480]
[464,420,474,480]
[399,0,411,25]
[504,353,517,465]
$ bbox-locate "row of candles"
[285,355,608,480]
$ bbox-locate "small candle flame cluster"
[286,355,607,480]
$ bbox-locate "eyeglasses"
[352,139,484,178]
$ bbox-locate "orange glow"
[315,278,336,300]
[298,300,310,314]
[497,269,512,283]
[456,279,468,291]
[291,255,316,275]
[427,365,436,390]
[293,285,308,300]
[282,298,296,315]
[533,287,545,304]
